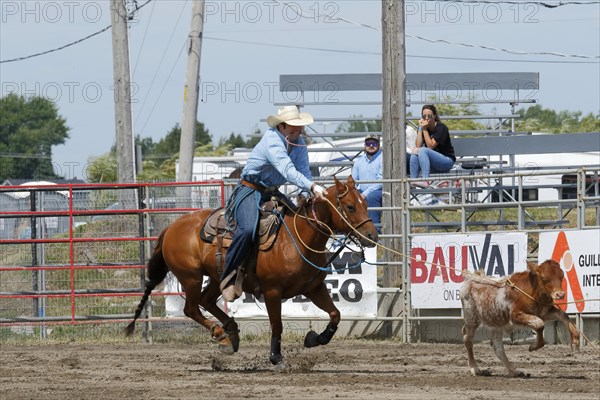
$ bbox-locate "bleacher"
[265,72,599,232]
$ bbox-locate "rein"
[276,184,368,272]
[278,212,364,272]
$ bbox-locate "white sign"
[165,244,377,318]
[410,232,528,309]
[538,230,600,314]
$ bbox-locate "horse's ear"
[334,175,345,192]
[347,175,356,188]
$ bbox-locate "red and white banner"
[538,230,600,314]
[410,232,528,309]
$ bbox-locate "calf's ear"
[527,262,539,276]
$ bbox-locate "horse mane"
[284,181,338,217]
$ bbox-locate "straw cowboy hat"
[267,105,314,128]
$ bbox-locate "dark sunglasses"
[365,140,379,147]
[422,114,434,120]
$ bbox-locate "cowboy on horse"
[220,105,328,302]
[125,106,379,369]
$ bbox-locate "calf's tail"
[125,231,169,336]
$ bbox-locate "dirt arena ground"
[1,339,598,400]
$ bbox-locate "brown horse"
[125,175,379,368]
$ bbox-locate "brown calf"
[460,259,580,376]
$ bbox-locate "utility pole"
[110,0,135,188]
[177,0,205,206]
[381,1,407,339]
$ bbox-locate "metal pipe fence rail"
[0,181,225,341]
[1,172,598,344]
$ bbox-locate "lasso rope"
[278,212,363,273]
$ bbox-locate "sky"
[1,0,599,181]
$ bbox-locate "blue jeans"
[363,189,382,231]
[222,188,261,285]
[409,147,454,178]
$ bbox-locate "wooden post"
[110,0,135,185]
[382,0,406,288]
[177,0,205,206]
[381,0,407,339]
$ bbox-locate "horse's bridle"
[335,184,372,232]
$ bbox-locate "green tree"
[579,113,600,132]
[335,116,382,139]
[515,105,600,133]
[335,105,486,139]
[219,132,246,149]
[86,154,117,183]
[0,94,69,180]
[136,159,173,182]
[151,121,211,166]
[135,134,155,158]
[429,103,486,131]
[244,126,262,148]
[93,121,214,182]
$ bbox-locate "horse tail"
[125,230,169,337]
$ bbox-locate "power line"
[0,26,112,64]
[205,36,380,55]
[425,0,599,7]
[407,33,600,59]
[131,0,157,78]
[133,0,189,128]
[0,0,154,64]
[138,39,188,135]
[2,0,598,64]
[273,0,599,60]
[205,37,598,64]
[409,54,598,64]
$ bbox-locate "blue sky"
[1,0,599,181]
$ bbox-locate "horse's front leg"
[263,288,286,368]
[198,279,240,354]
[302,282,340,348]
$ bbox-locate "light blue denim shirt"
[351,149,383,197]
[241,127,313,194]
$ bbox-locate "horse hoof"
[273,361,290,373]
[216,334,239,355]
[304,330,320,348]
[269,353,283,365]
[218,341,234,355]
[229,332,240,353]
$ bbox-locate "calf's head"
[529,259,565,301]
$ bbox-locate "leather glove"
[311,184,328,200]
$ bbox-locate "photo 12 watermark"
[200,80,341,104]
[405,1,540,24]
[0,1,145,24]
[1,1,104,24]
[406,80,538,103]
[203,1,340,24]
[1,81,140,104]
